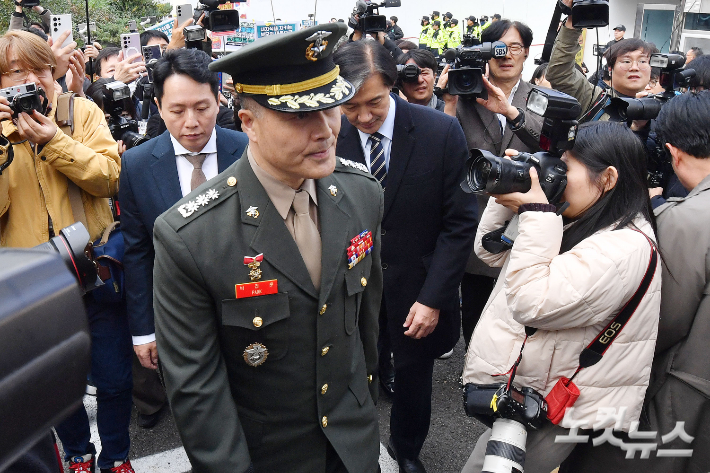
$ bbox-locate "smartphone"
[176,4,193,25]
[120,32,142,63]
[50,14,74,49]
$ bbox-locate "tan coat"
[462,200,661,430]
[0,95,120,247]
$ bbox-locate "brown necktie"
[185,153,208,191]
[292,190,321,290]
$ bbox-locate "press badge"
[235,280,278,299]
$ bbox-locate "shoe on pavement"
[100,459,135,473]
[138,405,165,429]
[69,454,95,473]
[386,437,427,473]
[437,349,454,360]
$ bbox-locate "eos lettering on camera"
[396,64,421,83]
[442,42,507,99]
[193,0,240,32]
[0,83,47,119]
[103,81,149,150]
[349,0,401,34]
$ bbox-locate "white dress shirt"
[132,128,219,346]
[496,79,521,133]
[357,95,397,173]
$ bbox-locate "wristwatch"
[506,107,526,132]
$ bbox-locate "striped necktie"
[369,132,387,189]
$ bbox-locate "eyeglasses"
[502,43,526,56]
[1,65,55,83]
[616,58,651,70]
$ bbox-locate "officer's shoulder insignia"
[338,157,370,174]
[177,188,221,219]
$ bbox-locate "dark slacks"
[131,354,166,416]
[390,359,435,460]
[54,295,133,469]
[460,273,495,348]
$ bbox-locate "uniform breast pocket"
[221,293,291,363]
[344,258,372,335]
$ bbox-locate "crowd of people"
[1,1,709,473]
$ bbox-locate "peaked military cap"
[210,23,354,113]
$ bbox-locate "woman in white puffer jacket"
[460,122,662,473]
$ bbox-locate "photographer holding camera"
[460,121,661,473]
[396,49,445,112]
[9,0,51,34]
[0,31,135,473]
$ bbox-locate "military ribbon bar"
[347,230,373,269]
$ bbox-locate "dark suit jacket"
[119,127,248,338]
[153,157,383,472]
[336,94,478,364]
[456,80,544,277]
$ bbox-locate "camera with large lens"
[558,0,609,29]
[193,0,240,32]
[397,63,421,83]
[103,81,149,150]
[461,88,581,253]
[463,382,548,473]
[33,222,103,293]
[349,0,401,34]
[443,42,507,99]
[0,83,47,119]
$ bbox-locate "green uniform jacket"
[419,25,432,46]
[446,26,461,49]
[430,28,446,54]
[153,154,383,473]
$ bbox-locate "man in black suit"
[119,48,248,427]
[334,40,478,473]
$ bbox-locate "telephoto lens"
[482,418,528,473]
[462,149,533,195]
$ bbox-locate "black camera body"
[461,34,480,48]
[0,83,47,119]
[559,0,609,29]
[463,383,548,430]
[18,0,41,7]
[103,82,149,150]
[444,41,507,98]
[194,0,240,32]
[397,63,421,83]
[350,0,401,34]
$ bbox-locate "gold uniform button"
[227,176,237,187]
[321,416,328,428]
[319,304,327,315]
[252,317,263,328]
[321,384,328,395]
[321,346,330,356]
[367,374,373,383]
[360,277,367,287]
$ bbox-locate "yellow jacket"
[0,95,120,247]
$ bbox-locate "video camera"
[443,41,507,99]
[103,82,149,150]
[0,83,47,119]
[558,0,609,29]
[193,0,240,32]
[349,0,401,34]
[461,88,581,253]
[461,34,481,48]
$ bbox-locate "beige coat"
[0,95,120,247]
[462,200,661,430]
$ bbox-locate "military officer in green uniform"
[152,22,383,473]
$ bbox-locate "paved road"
[58,334,485,473]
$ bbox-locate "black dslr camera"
[396,64,421,83]
[18,0,42,7]
[0,83,47,119]
[103,82,149,150]
[194,0,240,32]
[461,88,581,253]
[558,0,609,29]
[349,0,401,34]
[443,42,507,99]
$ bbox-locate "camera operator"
[396,49,444,112]
[0,31,134,473]
[9,1,51,33]
[453,19,544,347]
[461,121,661,473]
[547,0,656,123]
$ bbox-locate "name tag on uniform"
[235,280,278,299]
